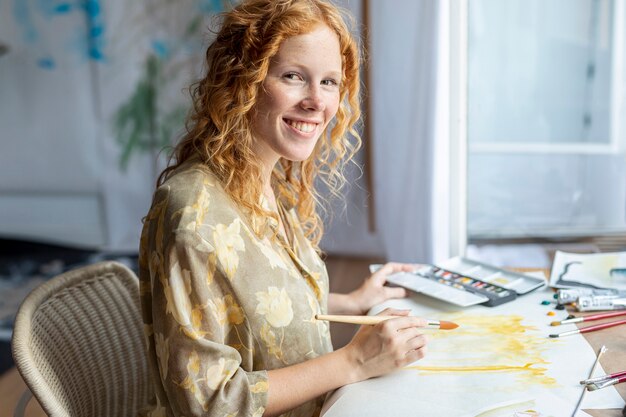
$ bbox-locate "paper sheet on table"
[550,251,626,289]
[322,287,624,417]
[322,387,466,417]
[322,390,593,417]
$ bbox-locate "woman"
[138,1,429,416]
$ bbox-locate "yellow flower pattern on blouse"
[259,322,287,364]
[205,357,240,390]
[154,332,169,381]
[257,237,290,270]
[213,219,245,279]
[250,380,269,394]
[175,181,211,232]
[179,350,208,411]
[255,287,294,328]
[138,161,332,417]
[163,261,193,327]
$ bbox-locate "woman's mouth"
[284,118,318,133]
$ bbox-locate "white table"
[322,288,626,417]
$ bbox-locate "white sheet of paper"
[550,251,626,289]
[322,287,624,416]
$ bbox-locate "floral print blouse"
[138,160,333,417]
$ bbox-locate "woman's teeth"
[285,119,316,133]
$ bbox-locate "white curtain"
[369,0,451,264]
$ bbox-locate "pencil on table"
[314,314,459,330]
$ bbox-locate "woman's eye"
[322,79,338,87]
[284,72,303,81]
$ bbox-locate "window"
[466,0,626,240]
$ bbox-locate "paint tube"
[557,288,626,305]
[576,295,626,312]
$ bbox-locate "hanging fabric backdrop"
[0,0,452,261]
[0,0,224,251]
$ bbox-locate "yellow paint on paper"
[407,313,557,387]
[406,362,547,375]
[467,398,557,417]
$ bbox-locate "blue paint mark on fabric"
[37,57,56,69]
[35,0,73,16]
[151,40,170,59]
[199,0,224,14]
[11,0,107,66]
[90,25,104,38]
[13,0,38,42]
[88,47,103,60]
[84,0,100,16]
[53,3,73,14]
[81,0,106,61]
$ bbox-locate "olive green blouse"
[138,160,333,417]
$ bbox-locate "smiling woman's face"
[251,24,342,170]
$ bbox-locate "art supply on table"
[587,374,626,391]
[314,314,459,329]
[571,345,607,417]
[576,295,626,312]
[383,257,545,308]
[550,250,626,290]
[557,288,626,305]
[581,369,626,385]
[549,318,626,338]
[551,310,626,326]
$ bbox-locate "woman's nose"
[300,86,326,112]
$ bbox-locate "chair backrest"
[11,261,154,417]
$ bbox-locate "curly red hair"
[159,0,361,249]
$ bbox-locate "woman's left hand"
[348,262,421,315]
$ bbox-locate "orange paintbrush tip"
[439,320,459,330]
[551,310,626,327]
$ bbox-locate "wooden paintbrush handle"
[314,314,459,330]
[315,314,393,325]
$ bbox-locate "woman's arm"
[327,262,417,315]
[264,309,428,417]
[265,346,357,416]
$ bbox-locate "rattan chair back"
[11,261,153,417]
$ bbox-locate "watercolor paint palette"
[385,257,545,307]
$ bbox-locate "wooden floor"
[1,367,45,417]
[0,255,380,417]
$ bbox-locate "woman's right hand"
[344,308,429,380]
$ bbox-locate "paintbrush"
[551,310,626,326]
[572,345,607,417]
[549,318,626,338]
[580,369,626,385]
[315,314,459,330]
[586,374,626,391]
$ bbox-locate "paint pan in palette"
[440,257,545,294]
[385,257,546,308]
